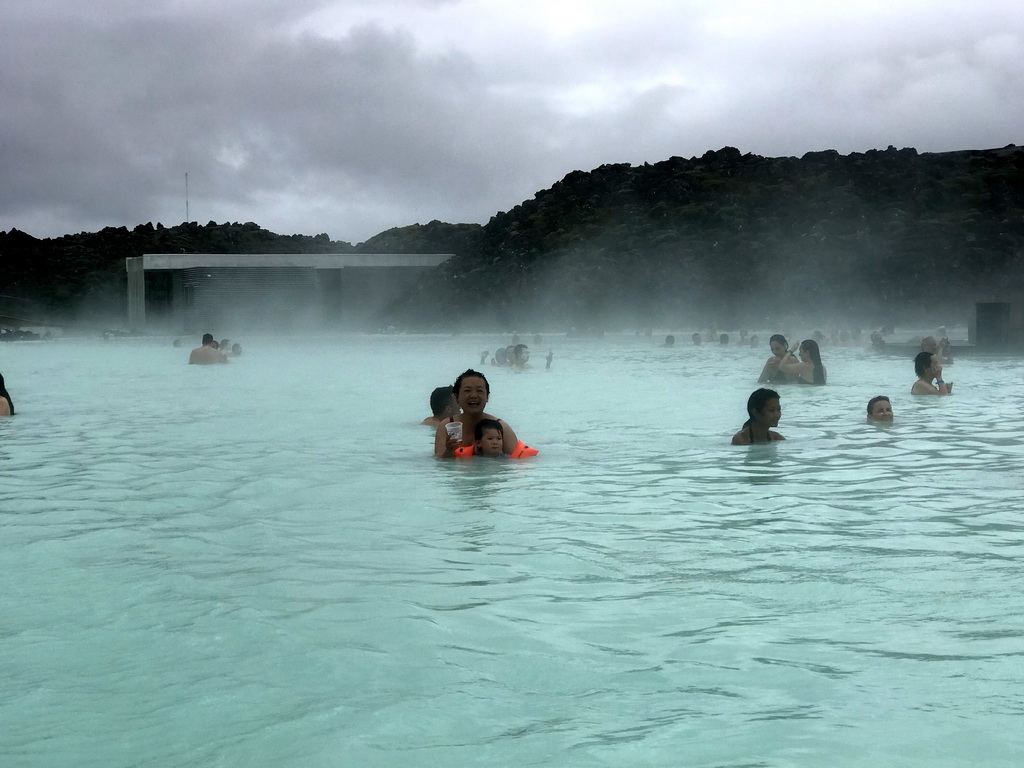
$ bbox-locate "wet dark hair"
[800,339,826,384]
[429,386,454,416]
[769,334,788,349]
[454,369,490,395]
[744,388,779,427]
[914,351,935,377]
[474,418,503,440]
[513,344,528,360]
[0,372,13,415]
[867,395,890,415]
[202,333,214,344]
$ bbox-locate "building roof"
[130,253,453,270]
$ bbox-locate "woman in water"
[731,388,784,445]
[434,369,520,458]
[757,334,790,384]
[911,351,952,395]
[0,373,14,416]
[778,339,826,385]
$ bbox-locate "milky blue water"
[1,333,1023,767]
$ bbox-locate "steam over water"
[2,334,1023,766]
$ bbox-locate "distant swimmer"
[911,351,952,395]
[0,372,14,416]
[758,334,790,384]
[778,339,826,385]
[660,335,675,347]
[731,388,784,445]
[435,369,520,458]
[545,350,553,370]
[421,385,458,427]
[231,343,242,356]
[189,333,228,365]
[510,344,531,370]
[867,395,893,422]
[692,333,702,346]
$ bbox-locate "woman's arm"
[758,356,780,383]
[499,420,520,454]
[777,351,810,380]
[434,423,460,458]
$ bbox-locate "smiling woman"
[433,368,520,457]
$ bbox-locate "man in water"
[421,386,458,427]
[867,396,894,422]
[189,333,228,365]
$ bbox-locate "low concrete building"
[126,253,451,332]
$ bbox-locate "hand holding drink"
[444,420,463,447]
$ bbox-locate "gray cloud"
[1,0,1022,241]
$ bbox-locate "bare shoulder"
[731,429,750,446]
[770,430,785,441]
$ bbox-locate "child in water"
[473,418,506,457]
[455,418,506,457]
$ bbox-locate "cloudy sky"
[2,0,1022,243]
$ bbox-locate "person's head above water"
[914,351,938,378]
[453,369,491,414]
[691,333,701,346]
[474,418,504,457]
[745,388,781,427]
[429,386,457,418]
[664,335,675,347]
[513,344,529,364]
[0,372,13,415]
[202,333,214,346]
[799,339,826,383]
[769,334,788,357]
[867,395,893,422]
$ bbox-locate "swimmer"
[473,418,505,457]
[660,335,675,347]
[188,333,228,364]
[911,351,952,395]
[778,339,826,385]
[758,334,790,384]
[867,395,893,422]
[692,333,702,346]
[0,372,14,416]
[435,369,520,458]
[492,348,507,366]
[421,385,458,427]
[510,344,530,370]
[731,388,784,445]
[545,350,553,370]
[231,343,242,356]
